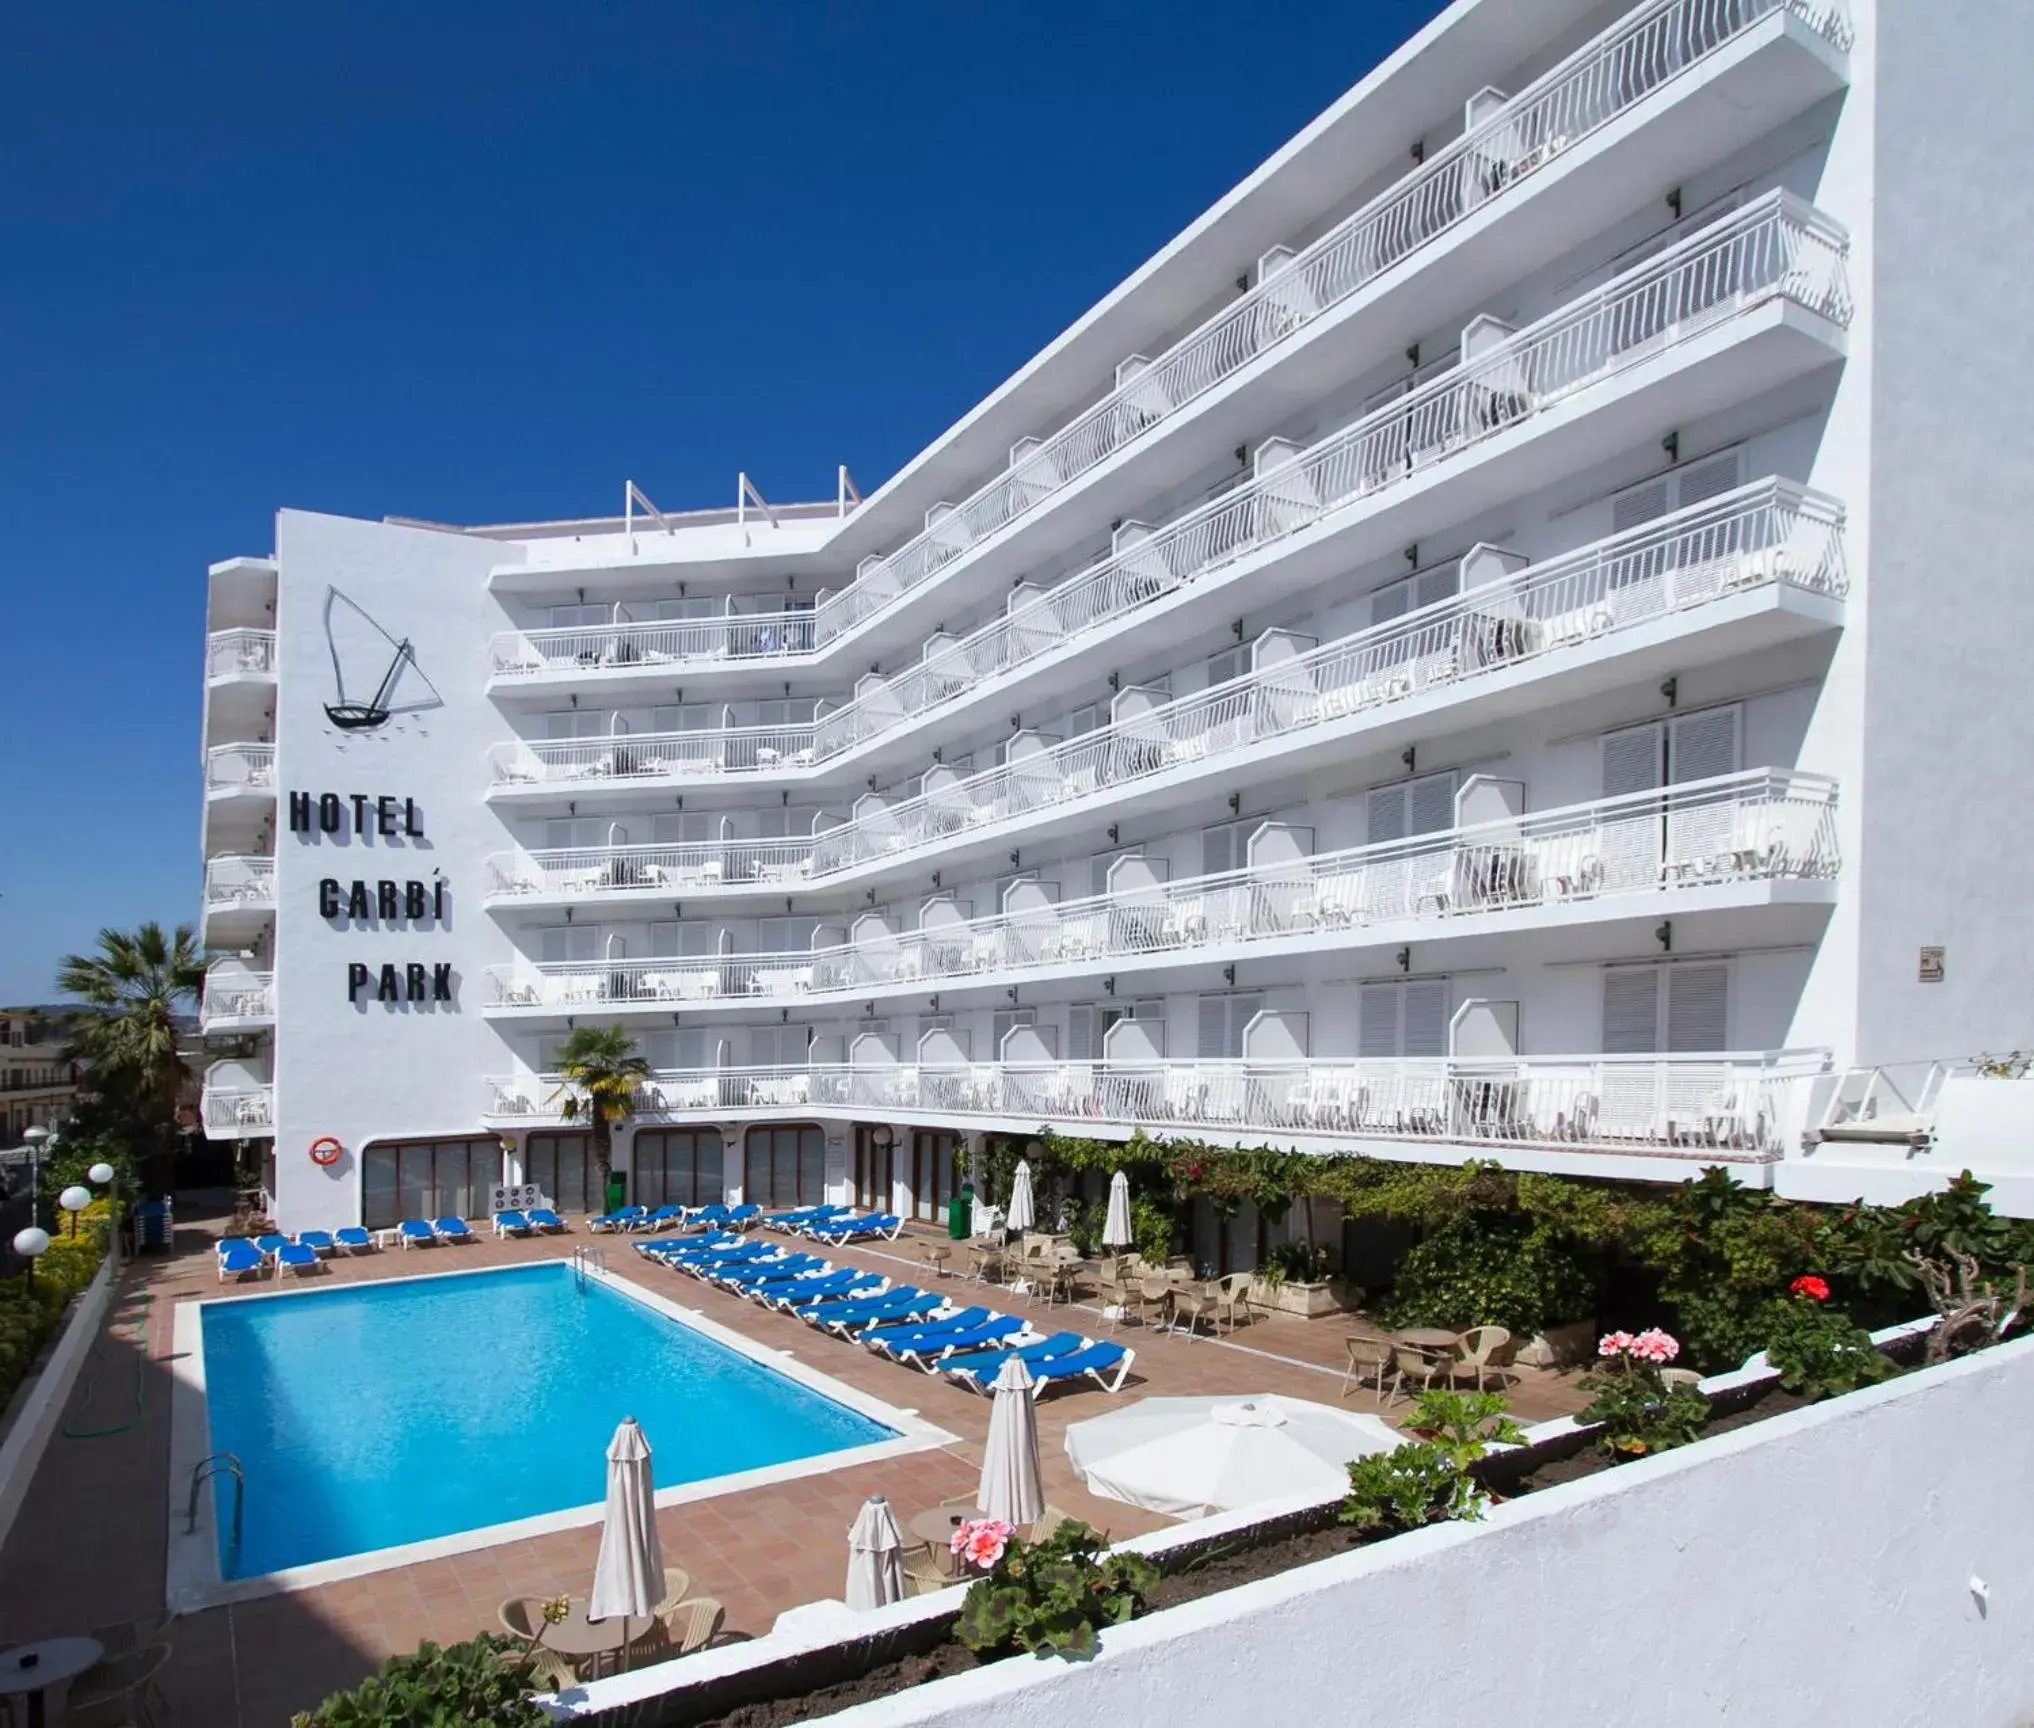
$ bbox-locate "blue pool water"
[200,1262,896,1577]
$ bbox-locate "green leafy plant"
[954,1518,1160,1659]
[289,1633,552,1726]
[1260,1239,1332,1286]
[1759,1280,1889,1399]
[1577,1331,1708,1458]
[547,1025,649,1191]
[1386,1211,1595,1338]
[1340,1388,1523,1531]
[1403,1388,1527,1465]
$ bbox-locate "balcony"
[201,855,276,945]
[481,769,1839,1014]
[484,478,1845,909]
[482,1050,1830,1176]
[201,1082,274,1139]
[485,191,1850,782]
[207,628,276,684]
[200,971,275,1033]
[486,1,1852,688]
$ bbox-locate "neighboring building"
[196,0,2034,1238]
[0,1009,83,1147]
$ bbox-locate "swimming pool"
[197,1262,901,1578]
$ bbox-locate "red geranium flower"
[1790,1275,1831,1302]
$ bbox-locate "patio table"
[908,1506,989,1577]
[545,1600,651,1679]
[1393,1327,1465,1351]
[0,1636,103,1728]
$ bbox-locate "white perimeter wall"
[813,1338,2034,1728]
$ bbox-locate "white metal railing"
[481,1050,1830,1164]
[200,973,276,1029]
[207,629,276,680]
[203,856,277,910]
[205,743,276,794]
[485,190,1848,764]
[480,770,1838,1009]
[486,1,1852,683]
[483,473,1846,900]
[202,1084,274,1134]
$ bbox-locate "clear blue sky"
[0,0,1437,1003]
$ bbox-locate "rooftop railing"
[204,743,276,794]
[487,191,1849,770]
[202,856,277,909]
[199,973,276,1030]
[480,769,1838,1009]
[483,1049,1830,1165]
[207,629,277,681]
[483,473,1846,901]
[487,0,1852,683]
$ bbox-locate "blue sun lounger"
[635,1205,685,1232]
[808,1212,904,1242]
[254,1234,289,1258]
[765,1203,844,1232]
[588,1205,648,1233]
[1024,1342,1136,1397]
[276,1241,320,1276]
[433,1216,475,1243]
[493,1210,532,1237]
[298,1230,336,1254]
[809,1290,944,1337]
[725,1202,762,1229]
[527,1208,567,1233]
[762,1269,880,1310]
[720,1253,826,1289]
[217,1243,264,1282]
[937,1330,1086,1383]
[861,1306,989,1351]
[334,1226,374,1253]
[892,1314,1028,1366]
[397,1219,437,1248]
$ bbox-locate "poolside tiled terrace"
[0,1199,1586,1723]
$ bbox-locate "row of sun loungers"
[631,1230,1134,1398]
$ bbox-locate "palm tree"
[548,1025,648,1196]
[57,922,207,1137]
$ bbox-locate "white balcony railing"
[484,474,1846,901]
[488,0,1854,684]
[200,973,276,1030]
[483,1050,1830,1165]
[485,191,1849,796]
[203,856,277,910]
[481,769,1838,1009]
[207,629,277,680]
[202,1084,274,1134]
[205,743,277,794]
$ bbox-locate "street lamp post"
[58,1185,92,1238]
[21,1125,49,1228]
[12,1227,50,1291]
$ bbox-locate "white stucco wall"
[805,1338,2034,1728]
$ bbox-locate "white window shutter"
[1414,566,1459,611]
[1371,580,1413,627]
[1602,967,1663,1054]
[1666,963,1729,1052]
[1202,823,1243,875]
[1367,786,1409,844]
[1067,1007,1095,1062]
[1674,449,1741,508]
[1198,996,1229,1060]
[1602,723,1663,797]
[1667,705,1741,785]
[1359,986,1401,1059]
[1613,476,1672,534]
[1231,994,1264,1057]
[1205,648,1245,688]
[1402,980,1448,1057]
[1409,772,1457,836]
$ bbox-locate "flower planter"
[1513,1319,1598,1369]
[1247,1278,1358,1320]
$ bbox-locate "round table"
[907,1506,984,1549]
[0,1638,104,1728]
[542,1603,650,1679]
[1394,1328,1464,1352]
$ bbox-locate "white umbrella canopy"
[589,1416,665,1621]
[1101,1170,1134,1249]
[979,1355,1046,1526]
[1004,1159,1037,1235]
[845,1494,906,1610]
[1065,1395,1399,1519]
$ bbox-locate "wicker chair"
[498,1596,544,1640]
[1341,1335,1395,1404]
[653,1566,694,1614]
[86,1610,177,1663]
[1452,1325,1515,1391]
[1390,1343,1452,1401]
[524,1648,580,1694]
[664,1597,726,1656]
[66,1643,173,1728]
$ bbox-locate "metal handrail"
[187,1452,245,1572]
[487,0,1853,681]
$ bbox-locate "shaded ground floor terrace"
[0,1197,1586,1724]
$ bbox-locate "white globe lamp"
[12,1226,50,1289]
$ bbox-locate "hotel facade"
[198,0,2034,1241]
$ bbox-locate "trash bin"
[947,1183,974,1241]
[604,1176,627,1216]
[136,1199,173,1252]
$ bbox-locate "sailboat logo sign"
[324,589,443,733]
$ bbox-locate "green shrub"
[290,1635,550,1727]
[1576,1332,1708,1458]
[954,1519,1160,1660]
[1340,1389,1523,1533]
[1386,1213,1595,1338]
[1759,1289,1889,1400]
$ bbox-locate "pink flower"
[1629,1329,1681,1365]
[950,1517,1015,1570]
[1598,1331,1636,1358]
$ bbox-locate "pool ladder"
[570,1245,607,1289]
[188,1451,245,1573]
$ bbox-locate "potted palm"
[548,1025,648,1215]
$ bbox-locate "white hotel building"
[197,0,2034,1243]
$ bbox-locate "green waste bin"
[947,1184,974,1241]
[605,1175,627,1215]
